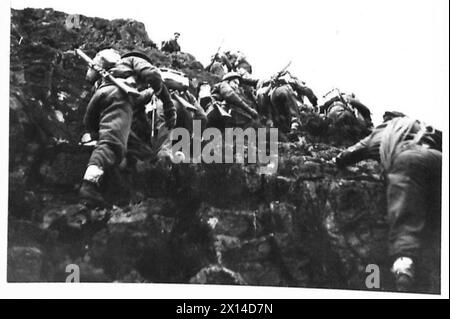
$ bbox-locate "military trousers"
[270,85,300,132]
[85,85,133,169]
[386,145,442,261]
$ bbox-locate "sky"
[10,0,449,128]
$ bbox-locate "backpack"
[159,67,189,92]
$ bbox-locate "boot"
[79,180,108,208]
[79,165,108,208]
[394,273,415,293]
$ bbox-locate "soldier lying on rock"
[207,72,260,129]
[251,70,318,134]
[320,89,373,130]
[334,113,442,292]
[80,50,177,208]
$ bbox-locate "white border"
[1,0,448,299]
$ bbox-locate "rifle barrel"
[75,48,139,97]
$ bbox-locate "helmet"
[383,111,406,122]
[121,51,153,64]
[86,48,121,83]
[95,48,121,67]
[221,72,241,82]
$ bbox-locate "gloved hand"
[163,109,177,129]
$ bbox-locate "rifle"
[172,92,198,112]
[75,48,140,98]
[205,39,224,72]
[270,61,292,85]
[323,87,337,99]
[322,87,354,114]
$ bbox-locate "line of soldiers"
[205,50,374,136]
[78,47,441,293]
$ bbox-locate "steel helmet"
[221,72,241,82]
[121,51,153,64]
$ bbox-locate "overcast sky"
[10,0,449,128]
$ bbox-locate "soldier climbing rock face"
[209,72,259,129]
[320,89,373,129]
[79,51,177,208]
[334,116,442,292]
[254,71,318,134]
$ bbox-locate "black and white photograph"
[2,0,448,299]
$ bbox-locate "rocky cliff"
[8,8,439,293]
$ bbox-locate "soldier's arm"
[335,139,371,167]
[348,98,372,122]
[185,91,208,121]
[130,58,176,114]
[129,58,177,128]
[130,58,163,92]
[303,87,318,106]
[134,87,155,106]
[157,85,177,128]
[239,70,259,87]
[291,81,318,106]
[321,96,338,114]
[335,123,386,167]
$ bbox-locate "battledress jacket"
[84,56,176,133]
[336,117,441,171]
[211,81,257,120]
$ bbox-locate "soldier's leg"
[271,86,300,132]
[88,101,133,169]
[256,88,273,125]
[81,88,133,206]
[127,107,154,164]
[387,147,442,290]
[417,148,442,292]
[270,87,289,131]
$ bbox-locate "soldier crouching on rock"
[320,90,373,130]
[334,114,442,292]
[251,70,318,135]
[210,72,259,129]
[80,51,177,208]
